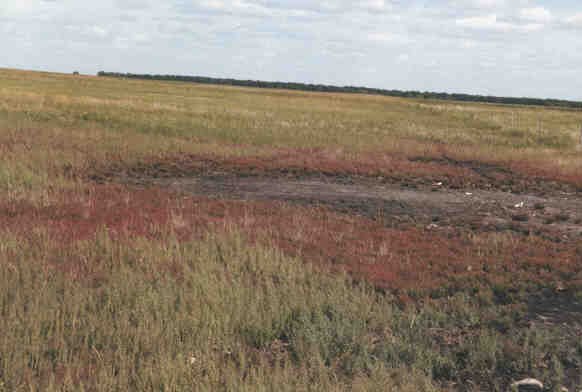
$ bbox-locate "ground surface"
[1,69,582,391]
[122,172,582,241]
[109,160,582,327]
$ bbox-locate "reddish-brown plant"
[1,185,580,292]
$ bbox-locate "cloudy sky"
[2,0,582,100]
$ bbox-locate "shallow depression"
[123,175,582,240]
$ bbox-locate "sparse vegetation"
[0,68,580,391]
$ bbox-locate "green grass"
[0,231,436,391]
[1,230,580,391]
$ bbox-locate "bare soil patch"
[2,185,579,293]
[119,173,582,242]
[527,290,582,326]
[90,151,581,241]
[90,150,582,193]
[409,155,582,193]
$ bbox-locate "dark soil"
[409,155,582,194]
[527,290,582,326]
[89,152,582,195]
[118,173,582,242]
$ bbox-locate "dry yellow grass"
[1,67,581,197]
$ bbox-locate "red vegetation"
[92,148,582,191]
[93,149,481,188]
[508,160,582,189]
[1,185,580,292]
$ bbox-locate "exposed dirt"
[94,157,582,330]
[90,150,582,195]
[409,155,582,194]
[527,290,582,326]
[4,184,579,294]
[89,150,582,241]
[119,173,582,242]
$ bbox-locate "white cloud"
[467,0,506,8]
[564,13,582,28]
[362,0,389,11]
[449,0,508,11]
[367,32,409,44]
[89,25,108,37]
[456,14,513,31]
[460,39,476,49]
[519,7,552,23]
[456,11,547,33]
[0,0,40,14]
[397,53,409,62]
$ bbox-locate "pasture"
[0,68,581,391]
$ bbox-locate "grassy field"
[2,68,582,198]
[1,68,581,391]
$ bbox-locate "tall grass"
[1,230,579,391]
[0,230,436,391]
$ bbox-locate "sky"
[2,0,582,100]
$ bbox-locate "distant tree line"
[97,71,582,109]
